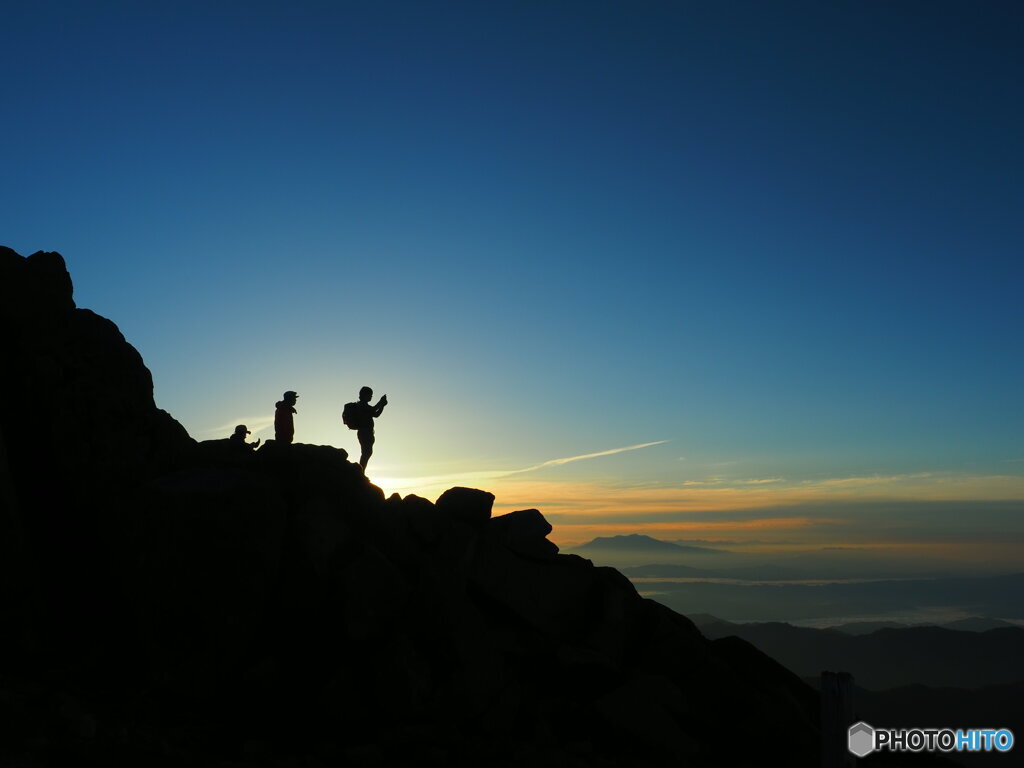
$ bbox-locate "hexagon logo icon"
[848,721,876,758]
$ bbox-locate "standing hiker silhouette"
[343,386,388,470]
[275,390,299,444]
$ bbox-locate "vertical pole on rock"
[820,670,855,768]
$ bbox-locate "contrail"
[512,441,669,474]
[375,440,668,491]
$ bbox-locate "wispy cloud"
[513,441,668,473]
[809,472,936,489]
[198,415,275,439]
[681,477,784,487]
[373,440,667,493]
[490,472,1024,518]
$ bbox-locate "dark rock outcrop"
[0,247,820,766]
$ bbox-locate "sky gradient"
[5,2,1023,565]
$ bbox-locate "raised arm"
[373,396,388,417]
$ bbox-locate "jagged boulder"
[0,246,74,315]
[390,492,451,547]
[1,248,194,487]
[436,485,494,527]
[488,508,560,560]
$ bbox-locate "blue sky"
[4,1,1023,559]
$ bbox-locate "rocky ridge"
[0,247,819,766]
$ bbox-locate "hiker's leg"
[358,431,374,469]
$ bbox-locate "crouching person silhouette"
[343,386,388,470]
[230,424,261,451]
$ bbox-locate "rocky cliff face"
[0,247,819,766]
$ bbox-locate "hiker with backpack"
[343,386,388,471]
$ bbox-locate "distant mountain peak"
[578,533,727,554]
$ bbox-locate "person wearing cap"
[275,390,299,444]
[229,424,261,451]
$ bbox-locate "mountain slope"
[0,247,820,767]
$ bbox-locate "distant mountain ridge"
[690,613,1023,635]
[697,619,1024,689]
[826,616,1021,635]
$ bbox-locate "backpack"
[342,402,365,430]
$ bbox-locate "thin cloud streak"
[373,440,667,494]
[199,415,274,439]
[512,441,668,473]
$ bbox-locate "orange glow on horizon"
[367,468,1024,562]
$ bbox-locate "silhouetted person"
[275,390,299,444]
[229,424,260,451]
[343,386,387,470]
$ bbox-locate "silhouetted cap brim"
[283,391,299,399]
